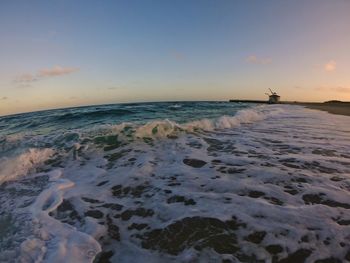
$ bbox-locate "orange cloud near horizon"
[38,66,79,77]
[14,66,79,85]
[324,60,336,72]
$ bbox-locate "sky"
[1,0,350,116]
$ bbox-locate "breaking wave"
[3,103,350,262]
[92,105,284,139]
[0,148,54,184]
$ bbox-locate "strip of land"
[229,99,350,117]
[291,102,350,117]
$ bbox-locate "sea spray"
[0,148,54,184]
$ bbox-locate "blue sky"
[1,0,350,115]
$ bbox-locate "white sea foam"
[19,170,101,263]
[168,104,182,109]
[0,148,54,184]
[2,105,350,262]
[90,105,350,262]
[185,106,275,130]
[91,105,284,139]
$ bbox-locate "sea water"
[0,102,349,262]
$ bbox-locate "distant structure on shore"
[265,89,281,104]
[229,89,281,104]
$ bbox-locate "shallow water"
[0,102,350,262]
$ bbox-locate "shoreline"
[289,102,350,117]
[228,100,350,117]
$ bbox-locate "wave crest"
[0,148,54,184]
[89,105,284,141]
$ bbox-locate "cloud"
[324,60,336,72]
[246,55,258,63]
[14,65,79,87]
[1,96,8,100]
[246,55,272,65]
[38,66,79,77]
[14,73,37,83]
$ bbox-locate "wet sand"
[293,102,350,116]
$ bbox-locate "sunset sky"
[1,0,350,116]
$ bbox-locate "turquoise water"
[0,101,252,161]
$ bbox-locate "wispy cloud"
[1,96,8,100]
[14,65,79,86]
[246,55,272,65]
[324,60,336,72]
[14,73,38,83]
[38,66,79,77]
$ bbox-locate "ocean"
[0,102,349,262]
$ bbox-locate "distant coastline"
[291,101,350,117]
[229,99,350,117]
